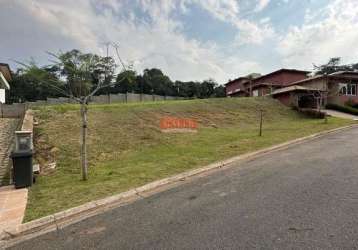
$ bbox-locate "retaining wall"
[0,103,27,118]
[0,118,20,185]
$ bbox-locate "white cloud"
[0,0,264,83]
[234,19,274,46]
[185,0,275,46]
[254,0,270,12]
[278,0,358,69]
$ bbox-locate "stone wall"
[0,118,20,185]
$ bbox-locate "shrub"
[326,103,358,116]
[344,98,358,109]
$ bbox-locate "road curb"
[1,124,357,245]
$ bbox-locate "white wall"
[0,89,5,103]
[253,89,259,97]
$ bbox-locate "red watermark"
[160,117,197,131]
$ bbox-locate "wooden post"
[80,102,88,181]
[259,109,263,137]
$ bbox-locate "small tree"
[19,45,128,180]
[52,47,128,180]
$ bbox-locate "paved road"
[8,128,358,249]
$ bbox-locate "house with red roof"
[225,68,358,109]
[225,69,310,98]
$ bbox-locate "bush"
[345,100,358,109]
[326,103,358,115]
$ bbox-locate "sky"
[1,0,358,84]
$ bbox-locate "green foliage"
[111,69,137,94]
[8,62,64,103]
[326,103,358,115]
[9,49,226,102]
[314,57,358,75]
[52,49,116,98]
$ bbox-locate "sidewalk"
[0,186,28,233]
[323,109,358,120]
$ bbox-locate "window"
[339,83,357,96]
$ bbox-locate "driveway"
[7,128,358,249]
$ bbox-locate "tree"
[8,61,63,103]
[313,57,352,75]
[49,48,126,180]
[142,68,174,96]
[112,69,137,94]
[18,48,127,181]
[197,79,217,98]
[213,85,226,97]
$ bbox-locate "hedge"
[325,103,358,116]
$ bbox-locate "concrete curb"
[1,124,357,245]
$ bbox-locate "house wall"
[0,89,5,103]
[327,80,358,105]
[226,70,309,97]
[252,71,308,87]
[295,77,358,106]
[260,86,273,96]
[275,93,296,107]
[275,93,291,106]
[297,78,328,91]
[225,78,248,96]
[251,86,268,96]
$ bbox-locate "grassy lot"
[25,97,355,221]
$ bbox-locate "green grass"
[24,97,355,221]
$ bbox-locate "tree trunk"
[80,102,88,181]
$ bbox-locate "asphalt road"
[8,128,358,249]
